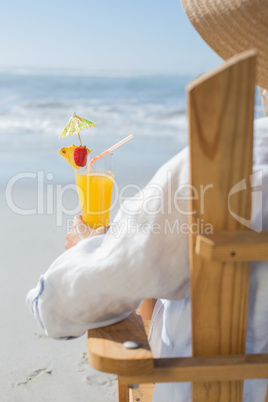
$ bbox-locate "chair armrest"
[196,231,268,261]
[87,312,154,376]
[119,353,268,384]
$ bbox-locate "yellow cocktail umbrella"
[60,113,96,145]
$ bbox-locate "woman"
[28,1,268,400]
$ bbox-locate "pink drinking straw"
[88,134,133,171]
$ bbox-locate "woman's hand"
[65,215,108,250]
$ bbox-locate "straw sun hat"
[181,0,268,92]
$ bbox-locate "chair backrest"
[188,49,256,401]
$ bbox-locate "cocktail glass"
[75,154,114,228]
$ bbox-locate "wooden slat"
[142,320,151,336]
[128,320,154,401]
[118,380,129,402]
[129,384,155,402]
[136,299,156,321]
[119,353,268,385]
[87,312,154,376]
[196,231,268,261]
[188,51,256,401]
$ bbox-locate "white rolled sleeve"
[27,147,191,339]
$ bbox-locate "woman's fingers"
[74,215,83,224]
[96,226,109,235]
[65,218,109,250]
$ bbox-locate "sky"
[0,0,222,75]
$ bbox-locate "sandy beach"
[0,185,118,402]
[0,133,185,401]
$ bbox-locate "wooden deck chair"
[87,50,268,402]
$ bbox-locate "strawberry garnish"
[73,146,88,167]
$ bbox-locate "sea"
[0,69,264,187]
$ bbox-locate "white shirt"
[27,118,268,401]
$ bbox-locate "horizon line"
[0,66,198,78]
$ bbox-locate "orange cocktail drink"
[75,154,114,228]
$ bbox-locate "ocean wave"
[0,103,188,135]
[6,74,266,156]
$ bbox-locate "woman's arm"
[27,147,191,339]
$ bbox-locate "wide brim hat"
[181,0,268,90]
